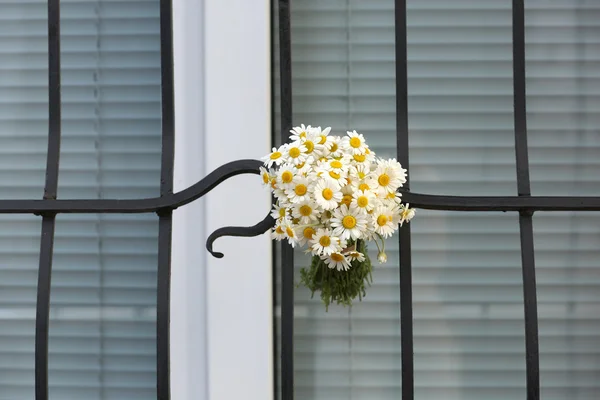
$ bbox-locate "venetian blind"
[0,1,161,399]
[279,0,600,399]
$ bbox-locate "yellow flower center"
[281,171,293,183]
[299,205,312,216]
[322,188,334,200]
[401,208,411,219]
[358,171,366,179]
[342,215,357,229]
[365,148,371,154]
[271,179,277,189]
[349,137,361,148]
[387,192,397,199]
[299,131,306,139]
[330,160,343,169]
[319,135,327,144]
[341,195,352,206]
[331,253,344,262]
[319,236,331,247]
[289,147,301,158]
[330,143,338,153]
[279,208,287,218]
[303,227,315,240]
[275,226,284,234]
[297,162,305,169]
[358,183,370,191]
[286,227,295,237]
[294,184,307,196]
[377,215,388,227]
[270,151,282,160]
[262,173,269,184]
[323,210,332,219]
[329,171,341,180]
[304,141,315,154]
[357,196,369,208]
[292,218,300,224]
[353,154,366,162]
[378,174,390,186]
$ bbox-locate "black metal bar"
[278,0,294,398]
[512,1,540,399]
[395,0,414,398]
[35,1,62,398]
[157,0,175,398]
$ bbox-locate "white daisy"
[259,167,274,188]
[310,228,343,256]
[313,179,342,210]
[384,190,403,205]
[261,146,285,168]
[270,203,290,221]
[280,219,299,247]
[350,148,376,166]
[313,126,331,146]
[289,124,312,142]
[296,225,319,247]
[369,158,406,197]
[271,220,287,241]
[345,251,365,263]
[377,251,387,263]
[321,252,351,271]
[330,204,368,241]
[338,185,355,208]
[276,164,297,189]
[351,189,378,212]
[282,142,308,166]
[342,130,368,155]
[399,203,416,226]
[324,136,343,158]
[372,205,398,238]
[300,130,325,159]
[285,175,311,203]
[291,199,320,224]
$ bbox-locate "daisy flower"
[271,220,287,241]
[321,252,352,271]
[385,190,403,205]
[314,179,342,210]
[350,148,376,165]
[282,142,308,166]
[259,167,274,188]
[324,136,343,158]
[369,158,406,196]
[285,175,311,203]
[351,189,378,212]
[342,130,368,155]
[372,205,398,238]
[270,203,289,221]
[289,124,312,142]
[276,164,297,189]
[261,147,285,168]
[292,199,320,224]
[313,126,331,146]
[300,130,325,159]
[282,220,299,248]
[345,251,366,263]
[310,228,343,256]
[330,204,368,241]
[296,225,319,247]
[399,203,416,226]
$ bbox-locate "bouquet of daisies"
[261,125,415,309]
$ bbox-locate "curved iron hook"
[206,213,275,258]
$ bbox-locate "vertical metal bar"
[157,0,175,398]
[512,1,540,399]
[278,0,294,398]
[395,1,414,399]
[35,1,62,399]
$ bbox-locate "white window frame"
[171,0,273,399]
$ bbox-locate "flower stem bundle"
[261,124,415,309]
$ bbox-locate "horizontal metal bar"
[0,160,599,215]
[0,159,263,214]
[402,192,600,212]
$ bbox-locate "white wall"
[171,0,273,399]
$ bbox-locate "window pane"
[0,1,48,199]
[412,211,524,400]
[407,0,516,196]
[534,212,600,399]
[0,215,41,399]
[526,1,600,196]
